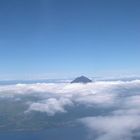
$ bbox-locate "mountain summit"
[71,76,92,84]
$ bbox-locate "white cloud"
[0,80,140,116]
[80,115,140,140]
[27,97,73,116]
[76,81,140,140]
[1,80,140,138]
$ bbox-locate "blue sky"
[0,0,140,80]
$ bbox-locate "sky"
[0,0,140,80]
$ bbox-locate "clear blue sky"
[0,0,140,80]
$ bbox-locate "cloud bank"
[0,80,140,139]
[80,115,140,140]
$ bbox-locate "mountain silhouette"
[71,76,92,84]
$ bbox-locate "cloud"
[0,80,140,110]
[1,80,140,138]
[77,81,140,140]
[80,115,140,140]
[0,80,140,116]
[27,97,73,116]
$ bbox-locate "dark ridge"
[71,76,92,84]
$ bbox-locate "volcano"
[71,76,92,84]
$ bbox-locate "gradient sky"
[0,0,140,80]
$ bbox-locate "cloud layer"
[0,80,140,139]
